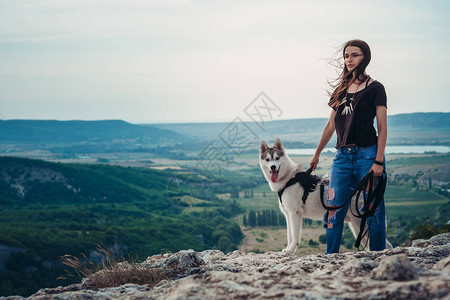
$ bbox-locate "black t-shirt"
[332,81,387,148]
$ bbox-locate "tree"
[231,185,239,198]
[248,211,257,227]
[411,224,438,240]
[218,236,232,252]
[271,210,278,226]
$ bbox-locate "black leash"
[316,168,387,250]
[350,170,387,249]
[319,178,347,211]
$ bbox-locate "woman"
[310,39,388,254]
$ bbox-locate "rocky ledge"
[3,233,450,300]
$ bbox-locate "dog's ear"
[260,141,269,154]
[274,138,284,151]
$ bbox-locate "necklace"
[339,79,364,116]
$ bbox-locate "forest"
[0,157,244,296]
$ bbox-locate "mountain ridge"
[149,112,450,144]
[1,112,449,155]
[0,119,181,143]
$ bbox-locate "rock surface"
[3,233,450,300]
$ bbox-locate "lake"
[287,145,450,155]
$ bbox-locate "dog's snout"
[270,165,277,170]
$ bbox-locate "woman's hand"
[310,155,320,171]
[369,163,383,177]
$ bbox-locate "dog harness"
[277,168,322,204]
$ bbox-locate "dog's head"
[259,138,286,183]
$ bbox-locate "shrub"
[410,224,439,241]
[308,239,319,246]
[319,234,327,244]
[345,241,354,249]
[60,244,169,289]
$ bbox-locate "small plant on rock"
[59,244,169,289]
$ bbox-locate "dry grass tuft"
[60,244,170,289]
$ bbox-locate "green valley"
[0,157,244,296]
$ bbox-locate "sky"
[1,0,449,124]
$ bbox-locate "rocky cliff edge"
[3,233,450,300]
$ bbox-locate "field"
[239,226,327,255]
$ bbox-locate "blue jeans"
[325,144,387,254]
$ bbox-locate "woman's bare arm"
[310,109,336,170]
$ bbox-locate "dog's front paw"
[285,245,297,254]
[281,243,292,252]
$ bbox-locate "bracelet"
[374,160,384,166]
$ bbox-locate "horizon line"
[0,111,448,125]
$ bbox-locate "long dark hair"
[328,39,371,108]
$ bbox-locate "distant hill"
[151,112,450,137]
[0,113,448,149]
[150,112,450,146]
[388,112,450,128]
[0,120,181,143]
[0,156,169,207]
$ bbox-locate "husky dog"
[259,138,391,253]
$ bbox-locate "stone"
[2,233,449,300]
[372,254,421,281]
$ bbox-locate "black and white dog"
[259,138,392,253]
